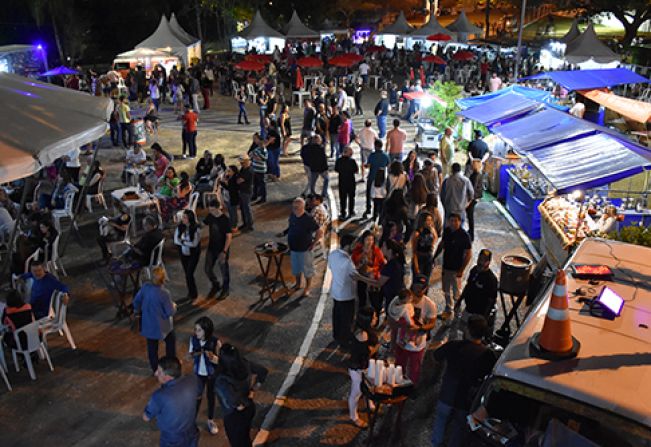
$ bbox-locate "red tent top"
[244,54,272,63]
[297,56,323,68]
[234,60,265,71]
[452,50,475,61]
[427,33,452,41]
[423,55,447,65]
[329,55,358,67]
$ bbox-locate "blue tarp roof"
[520,68,650,91]
[456,85,568,111]
[490,108,596,151]
[525,133,651,193]
[457,92,542,125]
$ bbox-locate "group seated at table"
[156,167,193,223]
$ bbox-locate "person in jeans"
[279,198,323,298]
[237,155,254,232]
[221,165,240,231]
[431,315,496,447]
[305,134,329,198]
[173,210,201,301]
[203,199,232,300]
[374,90,389,139]
[236,86,250,124]
[357,119,378,179]
[334,145,359,220]
[249,134,268,205]
[133,266,177,373]
[327,105,342,158]
[328,234,357,343]
[181,105,199,159]
[143,356,201,447]
[363,139,390,219]
[434,213,472,320]
[440,162,474,224]
[118,95,132,148]
[187,317,221,436]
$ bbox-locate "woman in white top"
[387,160,408,195]
[174,209,202,300]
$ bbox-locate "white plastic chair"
[85,179,107,213]
[246,83,257,103]
[11,321,54,380]
[0,333,11,391]
[202,180,221,209]
[186,191,200,214]
[40,292,76,350]
[35,290,61,327]
[24,248,41,274]
[231,81,239,97]
[46,235,66,277]
[144,238,165,280]
[52,191,78,232]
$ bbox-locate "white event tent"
[136,15,201,64]
[374,11,414,49]
[407,14,454,49]
[565,23,621,68]
[446,11,483,42]
[284,11,319,40]
[0,73,112,183]
[232,10,286,54]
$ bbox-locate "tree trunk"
[194,0,204,42]
[49,1,65,64]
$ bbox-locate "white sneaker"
[207,419,219,435]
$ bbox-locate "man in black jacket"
[334,146,359,220]
[302,135,329,198]
[458,249,498,328]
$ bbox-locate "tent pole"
[514,0,527,80]
[1,177,33,282]
[61,142,101,256]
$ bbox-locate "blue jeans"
[389,153,402,162]
[239,192,253,229]
[204,250,230,292]
[238,102,248,123]
[259,105,267,135]
[431,400,465,447]
[377,115,387,138]
[267,147,281,178]
[160,428,199,447]
[252,172,266,202]
[329,139,339,158]
[110,122,121,146]
[309,170,329,197]
[182,130,197,157]
[146,332,176,373]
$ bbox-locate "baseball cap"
[411,274,429,291]
[479,249,492,262]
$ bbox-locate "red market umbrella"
[244,54,272,63]
[233,60,265,71]
[402,91,447,107]
[426,33,452,41]
[341,53,364,62]
[329,55,357,67]
[452,50,475,61]
[295,67,304,90]
[422,55,447,65]
[297,56,323,68]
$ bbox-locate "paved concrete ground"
[0,90,531,447]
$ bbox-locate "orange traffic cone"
[530,269,580,360]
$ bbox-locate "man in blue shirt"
[144,356,201,447]
[22,260,69,319]
[363,139,390,218]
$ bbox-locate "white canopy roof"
[137,16,188,51]
[379,11,414,35]
[284,10,319,39]
[446,11,483,35]
[169,13,199,45]
[559,19,580,44]
[240,10,285,39]
[565,23,620,64]
[409,13,454,39]
[115,48,177,60]
[0,73,111,183]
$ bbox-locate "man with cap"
[393,274,437,384]
[458,249,498,329]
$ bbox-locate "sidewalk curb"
[492,201,541,261]
[253,186,339,446]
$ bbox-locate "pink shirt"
[387,128,407,155]
[338,119,351,145]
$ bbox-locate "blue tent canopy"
[40,66,80,76]
[490,108,596,151]
[458,92,542,125]
[520,68,650,91]
[456,85,567,111]
[525,133,651,193]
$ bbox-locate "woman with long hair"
[411,211,439,281]
[214,344,268,447]
[174,210,201,301]
[347,306,378,428]
[351,231,386,310]
[402,150,420,182]
[381,190,409,243]
[387,160,408,195]
[356,239,405,318]
[279,104,293,156]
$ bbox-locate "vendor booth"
[112,48,180,77]
[374,11,413,50]
[232,10,285,54]
[136,15,201,65]
[319,19,349,41]
[406,14,453,50]
[445,11,483,43]
[458,88,651,266]
[0,44,47,78]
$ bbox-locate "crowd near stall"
[1,5,651,447]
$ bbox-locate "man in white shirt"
[357,119,378,179]
[337,85,348,112]
[64,147,81,183]
[358,61,370,85]
[126,144,147,165]
[328,234,357,343]
[488,73,503,92]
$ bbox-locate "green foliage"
[607,225,651,248]
[427,81,464,133]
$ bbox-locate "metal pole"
[514,0,527,80]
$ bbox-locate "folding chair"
[85,178,108,213]
[11,321,54,380]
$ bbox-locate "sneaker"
[207,420,219,435]
[217,290,229,301]
[207,283,221,298]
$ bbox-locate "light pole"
[514,0,527,80]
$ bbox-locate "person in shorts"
[357,119,378,180]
